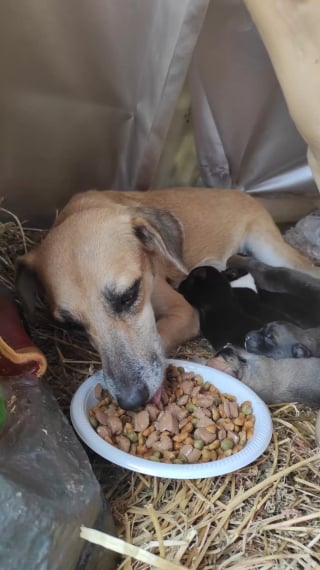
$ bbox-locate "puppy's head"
[178,266,232,312]
[213,344,247,379]
[245,321,311,359]
[16,201,187,410]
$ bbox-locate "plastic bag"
[0,375,118,570]
[285,210,320,265]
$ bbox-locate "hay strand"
[80,526,184,570]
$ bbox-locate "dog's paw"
[206,355,235,377]
[292,343,312,358]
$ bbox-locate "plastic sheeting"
[189,0,318,195]
[0,0,208,218]
[0,0,318,221]
[0,376,117,570]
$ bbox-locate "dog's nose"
[245,333,256,346]
[117,384,149,411]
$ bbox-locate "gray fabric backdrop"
[0,0,318,221]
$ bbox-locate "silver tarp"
[0,0,319,221]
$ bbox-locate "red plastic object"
[0,284,47,377]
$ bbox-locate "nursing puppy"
[227,255,320,328]
[245,321,320,359]
[178,265,289,349]
[211,344,320,407]
[16,188,320,410]
[209,345,320,444]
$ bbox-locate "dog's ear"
[15,256,46,315]
[292,343,312,358]
[132,207,187,276]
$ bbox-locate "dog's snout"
[245,332,259,351]
[117,384,149,411]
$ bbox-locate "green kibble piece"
[186,402,196,412]
[178,454,188,463]
[152,450,161,459]
[221,438,234,451]
[89,415,98,429]
[150,455,160,462]
[203,381,211,391]
[194,439,204,450]
[241,404,253,415]
[213,397,221,406]
[177,367,185,374]
[173,458,184,464]
[126,431,138,443]
[191,418,198,427]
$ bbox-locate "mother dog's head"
[16,194,187,410]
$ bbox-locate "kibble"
[89,364,255,464]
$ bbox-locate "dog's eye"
[119,282,140,308]
[264,331,274,342]
[106,279,141,314]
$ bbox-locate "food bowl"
[70,359,273,479]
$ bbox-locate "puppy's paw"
[206,355,235,377]
[226,254,252,271]
[292,343,312,358]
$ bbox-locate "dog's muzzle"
[117,383,150,410]
[245,331,263,353]
[101,351,165,410]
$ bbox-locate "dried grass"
[1,214,319,570]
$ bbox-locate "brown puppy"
[208,345,320,445]
[16,188,320,409]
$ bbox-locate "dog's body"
[245,321,320,359]
[16,187,320,409]
[178,265,302,350]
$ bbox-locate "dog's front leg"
[152,276,200,354]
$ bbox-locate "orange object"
[0,285,47,377]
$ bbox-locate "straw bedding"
[1,212,320,570]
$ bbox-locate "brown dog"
[16,188,320,409]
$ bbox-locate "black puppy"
[245,321,320,359]
[227,255,320,328]
[178,262,320,350]
[178,266,284,349]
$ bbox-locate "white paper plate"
[70,359,273,479]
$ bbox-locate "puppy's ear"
[15,256,45,315]
[292,343,312,358]
[132,207,187,276]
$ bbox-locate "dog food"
[89,364,255,464]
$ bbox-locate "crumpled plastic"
[0,375,118,570]
[285,210,320,265]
